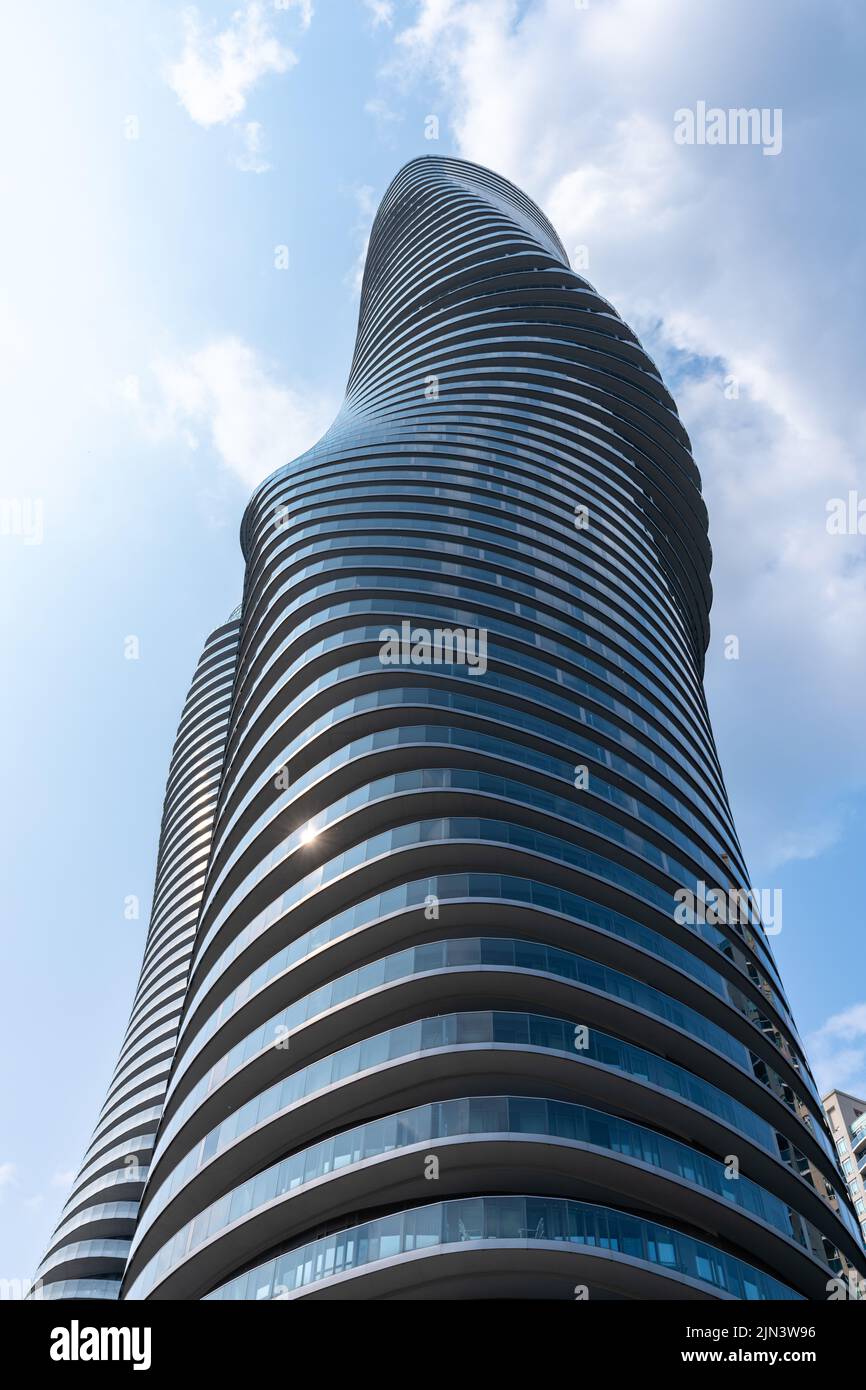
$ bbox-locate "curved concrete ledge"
[134,1042,853,1278]
[278,1244,736,1302]
[160,962,822,1190]
[139,1134,832,1302]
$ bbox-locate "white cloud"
[0,1162,49,1213]
[115,373,141,406]
[51,1170,76,1189]
[287,0,315,28]
[765,821,844,870]
[385,0,866,873]
[365,96,402,128]
[166,2,298,127]
[807,1004,866,1099]
[123,336,335,489]
[233,120,271,173]
[365,0,395,26]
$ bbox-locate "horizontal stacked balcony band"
[29,620,241,1300]
[35,156,865,1301]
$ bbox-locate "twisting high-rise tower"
[34,157,865,1301]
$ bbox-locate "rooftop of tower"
[238,154,591,558]
[374,154,572,268]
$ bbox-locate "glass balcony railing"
[125,1094,836,1300]
[201,1196,802,1302]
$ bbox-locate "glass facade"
[33,156,865,1301]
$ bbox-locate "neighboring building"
[32,157,866,1301]
[823,1089,866,1243]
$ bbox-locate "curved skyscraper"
[34,156,865,1301]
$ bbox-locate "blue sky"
[1,0,864,1288]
